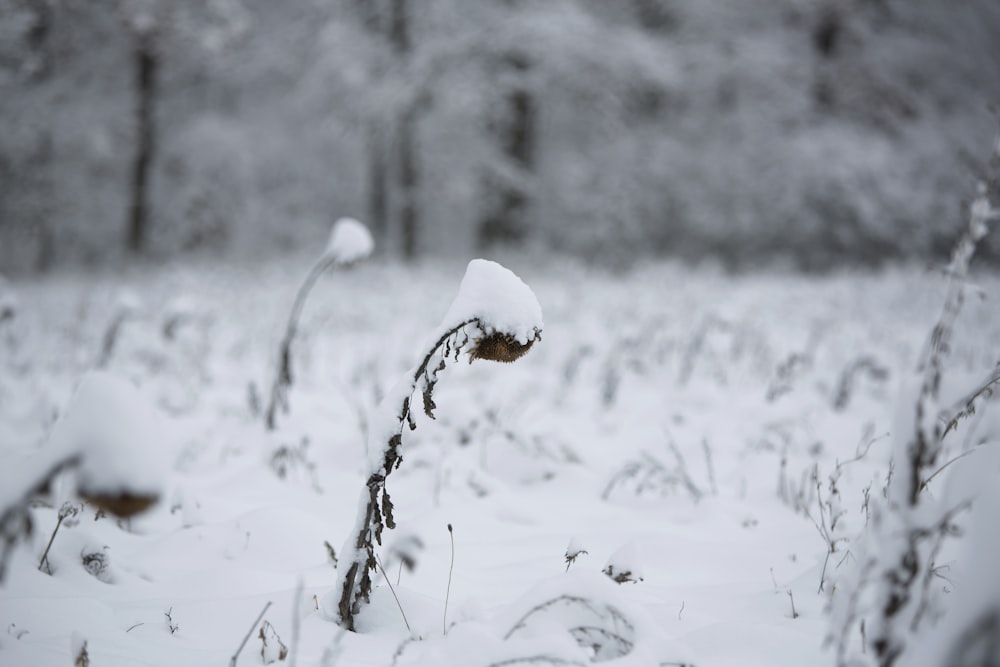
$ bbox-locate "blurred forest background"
[1,0,999,274]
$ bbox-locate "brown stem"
[265,256,336,430]
[336,320,477,629]
[37,513,64,574]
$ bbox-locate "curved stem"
[265,256,336,430]
[335,319,478,629]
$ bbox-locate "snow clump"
[47,372,169,510]
[323,217,374,266]
[442,259,543,346]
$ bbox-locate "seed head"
[81,492,159,519]
[468,329,541,363]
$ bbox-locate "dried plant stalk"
[335,318,540,629]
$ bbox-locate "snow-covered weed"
[264,218,374,431]
[335,259,543,630]
[826,131,1000,667]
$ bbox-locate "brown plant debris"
[81,492,159,519]
[468,330,540,363]
[74,639,89,667]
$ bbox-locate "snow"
[918,475,1000,666]
[442,259,543,345]
[46,371,168,499]
[322,217,374,266]
[1,258,999,667]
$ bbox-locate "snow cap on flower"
[48,371,167,517]
[442,259,543,362]
[324,217,374,266]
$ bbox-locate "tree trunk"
[366,120,388,248]
[389,0,420,261]
[477,52,535,249]
[397,108,418,260]
[388,0,410,54]
[127,35,156,255]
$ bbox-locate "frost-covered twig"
[37,502,79,574]
[265,218,373,430]
[808,429,879,596]
[866,142,997,667]
[828,128,999,667]
[564,538,588,572]
[230,601,272,667]
[443,523,454,635]
[334,260,542,630]
[1,452,80,580]
[919,449,975,493]
[939,363,1000,438]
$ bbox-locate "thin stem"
[920,449,975,492]
[0,452,81,581]
[788,590,799,619]
[336,320,476,630]
[265,256,336,430]
[230,601,272,667]
[376,554,411,634]
[941,367,1000,438]
[37,513,65,573]
[444,523,454,635]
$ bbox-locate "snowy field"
[1,255,999,666]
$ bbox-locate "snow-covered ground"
[1,256,998,666]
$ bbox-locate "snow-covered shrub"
[826,140,1000,667]
[334,259,542,630]
[264,218,374,430]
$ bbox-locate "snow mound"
[324,217,374,265]
[442,259,543,345]
[48,371,169,500]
